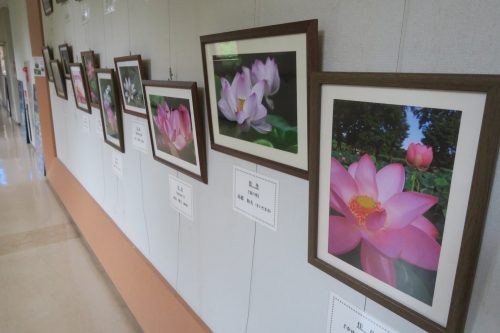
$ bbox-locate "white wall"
[41,1,500,333]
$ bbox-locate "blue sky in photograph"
[402,106,424,149]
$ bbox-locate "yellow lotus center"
[236,97,245,113]
[348,195,382,228]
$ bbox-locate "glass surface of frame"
[144,80,208,183]
[58,44,73,79]
[50,60,67,100]
[81,50,100,108]
[42,47,54,82]
[308,72,500,333]
[201,19,318,179]
[96,69,125,152]
[69,63,91,113]
[114,55,147,118]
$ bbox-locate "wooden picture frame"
[50,60,67,100]
[81,50,100,108]
[114,54,147,118]
[143,80,208,184]
[68,63,91,113]
[200,19,318,179]
[58,43,73,79]
[42,0,53,16]
[96,69,125,152]
[42,46,54,82]
[308,72,500,333]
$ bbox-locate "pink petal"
[328,216,361,255]
[365,228,403,258]
[330,190,356,221]
[383,192,438,229]
[354,154,378,199]
[376,163,405,203]
[251,118,272,134]
[234,67,252,98]
[347,162,358,178]
[238,93,257,125]
[360,241,396,287]
[400,225,441,271]
[411,216,438,239]
[178,104,192,140]
[330,157,359,205]
[365,211,386,232]
[252,104,267,122]
[250,80,265,104]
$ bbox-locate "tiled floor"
[0,108,141,333]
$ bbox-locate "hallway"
[0,108,141,332]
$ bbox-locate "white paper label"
[82,114,90,133]
[327,293,397,333]
[233,166,279,231]
[131,121,148,153]
[169,175,193,220]
[111,151,123,178]
[32,57,45,77]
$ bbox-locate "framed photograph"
[58,43,73,79]
[81,50,100,108]
[50,60,67,99]
[114,55,147,118]
[143,80,208,183]
[69,63,91,113]
[308,72,500,333]
[42,0,53,15]
[200,19,318,179]
[42,47,54,82]
[96,69,125,152]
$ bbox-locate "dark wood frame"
[308,72,500,333]
[50,60,67,100]
[143,80,208,184]
[81,50,100,108]
[200,19,318,179]
[114,54,147,118]
[58,43,73,79]
[42,47,53,82]
[42,0,53,16]
[96,68,125,153]
[68,63,91,113]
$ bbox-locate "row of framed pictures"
[41,19,500,333]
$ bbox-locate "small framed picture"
[58,43,73,79]
[114,55,147,118]
[308,72,500,333]
[69,63,91,113]
[42,46,54,82]
[50,60,67,99]
[143,80,208,183]
[81,50,100,108]
[201,19,318,179]
[96,69,125,152]
[42,0,53,15]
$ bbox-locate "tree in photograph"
[333,100,409,158]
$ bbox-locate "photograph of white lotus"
[114,55,147,117]
[201,20,318,178]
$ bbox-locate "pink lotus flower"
[329,154,440,286]
[250,57,280,97]
[218,67,272,134]
[85,59,95,80]
[103,86,117,132]
[76,84,86,104]
[406,143,433,171]
[153,101,193,155]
